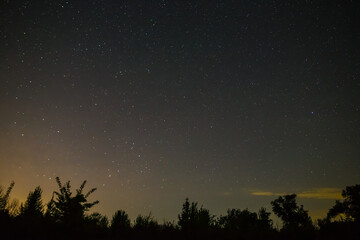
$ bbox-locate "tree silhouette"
[45,177,99,224]
[0,181,15,214]
[317,185,360,240]
[19,186,44,218]
[5,198,20,217]
[133,213,159,239]
[271,194,312,229]
[327,184,360,222]
[178,198,193,230]
[85,212,109,238]
[15,186,46,239]
[271,194,315,240]
[0,181,22,239]
[218,208,274,239]
[111,210,131,232]
[219,208,257,234]
[134,213,158,230]
[86,212,109,228]
[258,207,273,228]
[178,198,214,239]
[1,178,358,239]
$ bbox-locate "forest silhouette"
[0,177,359,240]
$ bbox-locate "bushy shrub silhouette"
[84,212,109,238]
[45,177,99,225]
[178,198,215,239]
[218,208,274,239]
[110,209,131,237]
[134,213,158,229]
[86,212,109,228]
[133,213,159,239]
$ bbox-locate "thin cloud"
[251,191,284,197]
[250,188,342,200]
[298,188,342,200]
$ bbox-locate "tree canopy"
[1,179,359,240]
[20,186,44,218]
[45,177,99,224]
[271,194,312,229]
[327,184,360,222]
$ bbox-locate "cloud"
[250,188,342,200]
[251,191,284,197]
[298,188,342,200]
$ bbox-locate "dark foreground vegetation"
[1,178,359,240]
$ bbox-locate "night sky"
[1,1,359,222]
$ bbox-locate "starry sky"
[0,1,359,222]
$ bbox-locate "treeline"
[0,177,359,240]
